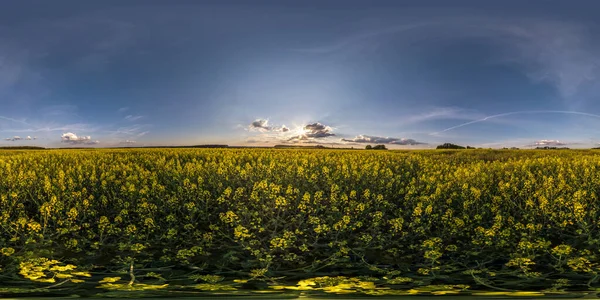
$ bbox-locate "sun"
[292,126,306,136]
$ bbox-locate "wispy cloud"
[342,135,426,145]
[533,139,567,146]
[107,124,151,136]
[430,110,600,135]
[0,115,33,126]
[0,111,99,135]
[291,22,433,54]
[117,107,129,113]
[297,15,600,106]
[124,115,143,122]
[401,107,484,125]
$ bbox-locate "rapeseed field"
[1,148,599,296]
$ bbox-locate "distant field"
[1,148,600,297]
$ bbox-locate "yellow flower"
[0,247,15,256]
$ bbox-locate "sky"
[2,0,600,148]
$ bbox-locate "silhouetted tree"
[436,143,465,149]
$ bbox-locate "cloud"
[3,135,37,141]
[61,132,99,145]
[124,115,143,121]
[297,15,600,106]
[246,120,336,144]
[431,110,600,136]
[2,135,37,141]
[0,116,34,127]
[249,119,271,132]
[304,123,335,138]
[107,124,151,136]
[272,124,290,132]
[342,135,426,145]
[287,122,336,141]
[401,107,484,125]
[247,119,291,133]
[117,107,129,113]
[120,140,136,144]
[534,139,567,146]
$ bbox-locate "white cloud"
[4,135,38,141]
[61,132,99,145]
[534,139,566,146]
[248,119,291,133]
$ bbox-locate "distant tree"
[373,145,387,150]
[365,145,372,150]
[436,143,465,149]
[0,146,45,150]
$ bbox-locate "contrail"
[0,116,32,126]
[430,110,600,135]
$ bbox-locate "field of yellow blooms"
[1,148,600,297]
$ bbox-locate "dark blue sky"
[2,0,600,148]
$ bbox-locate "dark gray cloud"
[248,119,290,133]
[342,135,426,145]
[304,123,335,138]
[61,132,99,145]
[249,119,271,132]
[287,122,335,141]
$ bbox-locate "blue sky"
[2,0,600,148]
